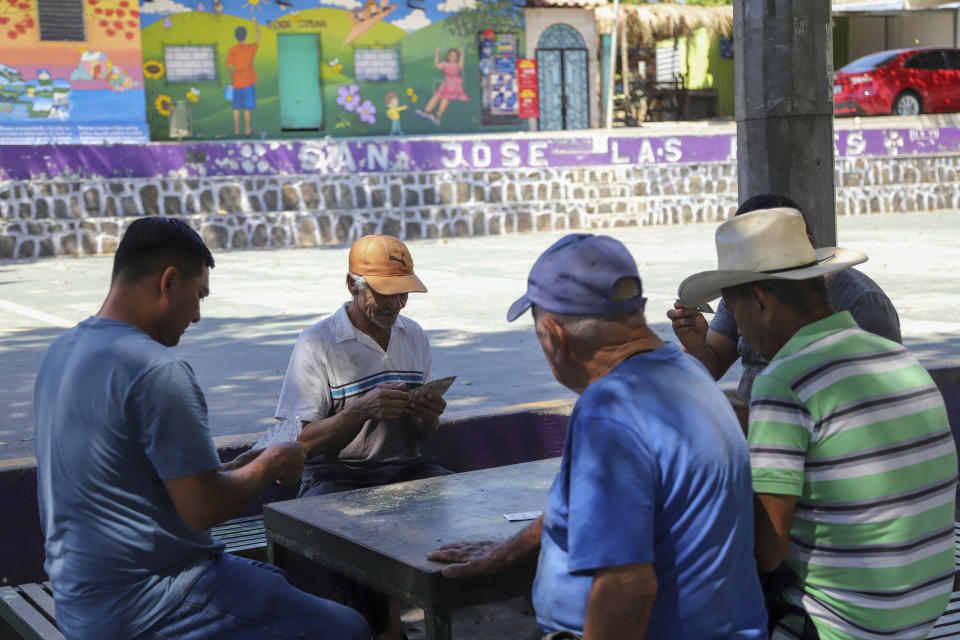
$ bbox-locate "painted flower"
[154,93,172,116]
[186,87,199,102]
[337,83,360,112]
[357,99,376,124]
[142,60,165,79]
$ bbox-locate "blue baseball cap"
[507,234,647,322]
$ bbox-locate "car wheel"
[893,91,922,116]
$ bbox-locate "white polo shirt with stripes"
[275,302,432,467]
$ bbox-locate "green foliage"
[444,0,522,51]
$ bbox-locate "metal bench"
[210,514,268,561]
[0,582,63,640]
[4,518,960,638]
[0,516,267,639]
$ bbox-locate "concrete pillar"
[601,34,612,123]
[734,0,836,247]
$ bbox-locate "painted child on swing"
[417,46,468,124]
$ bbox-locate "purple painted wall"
[3,123,960,180]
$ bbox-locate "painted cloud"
[437,0,475,11]
[391,8,430,31]
[140,0,192,14]
[319,0,361,9]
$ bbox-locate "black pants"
[299,457,452,635]
[761,565,820,640]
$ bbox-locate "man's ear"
[751,286,778,327]
[346,273,358,296]
[158,266,178,297]
[539,314,569,361]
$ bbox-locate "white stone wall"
[0,152,956,259]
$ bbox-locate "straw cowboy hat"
[677,207,868,307]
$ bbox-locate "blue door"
[536,24,589,130]
[278,33,323,130]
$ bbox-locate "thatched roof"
[594,3,734,44]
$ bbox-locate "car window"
[944,50,960,70]
[903,51,946,70]
[838,51,900,73]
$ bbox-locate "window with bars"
[354,48,401,82]
[164,45,218,83]
[38,0,86,42]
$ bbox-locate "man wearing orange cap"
[275,234,448,640]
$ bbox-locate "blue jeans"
[135,554,370,640]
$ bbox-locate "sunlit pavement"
[2,210,959,464]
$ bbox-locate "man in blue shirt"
[428,234,767,639]
[34,217,369,640]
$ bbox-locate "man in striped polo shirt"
[679,208,957,640]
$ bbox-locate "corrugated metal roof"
[832,0,906,10]
[528,0,607,7]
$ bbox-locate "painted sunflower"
[155,94,172,116]
[142,60,165,79]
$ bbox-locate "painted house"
[138,0,531,141]
[0,0,536,143]
[0,0,148,144]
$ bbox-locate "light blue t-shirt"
[34,317,224,640]
[532,343,767,638]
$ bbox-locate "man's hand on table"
[429,514,544,578]
[427,540,511,578]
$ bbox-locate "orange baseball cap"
[348,235,427,295]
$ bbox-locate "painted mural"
[139,0,526,140]
[0,0,148,143]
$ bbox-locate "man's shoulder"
[396,313,426,338]
[828,267,889,302]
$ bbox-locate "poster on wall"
[516,58,537,119]
[0,0,148,144]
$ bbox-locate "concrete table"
[264,458,560,640]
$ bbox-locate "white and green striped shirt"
[749,312,957,640]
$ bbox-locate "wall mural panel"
[0,0,148,143]
[139,0,526,141]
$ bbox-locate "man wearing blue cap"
[429,234,767,639]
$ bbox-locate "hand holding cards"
[409,375,457,400]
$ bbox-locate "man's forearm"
[501,514,543,564]
[685,342,727,380]
[166,459,277,531]
[298,409,366,458]
[583,563,657,640]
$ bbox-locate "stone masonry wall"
[1,153,957,259]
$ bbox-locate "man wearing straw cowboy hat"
[668,194,900,406]
[678,208,957,640]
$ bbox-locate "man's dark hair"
[235,26,247,41]
[112,217,214,284]
[723,277,830,315]
[736,194,803,218]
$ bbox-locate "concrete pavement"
[3,210,960,465]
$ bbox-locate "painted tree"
[87,0,141,41]
[0,0,36,42]
[443,0,522,52]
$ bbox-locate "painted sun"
[241,0,269,14]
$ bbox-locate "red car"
[833,47,960,116]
